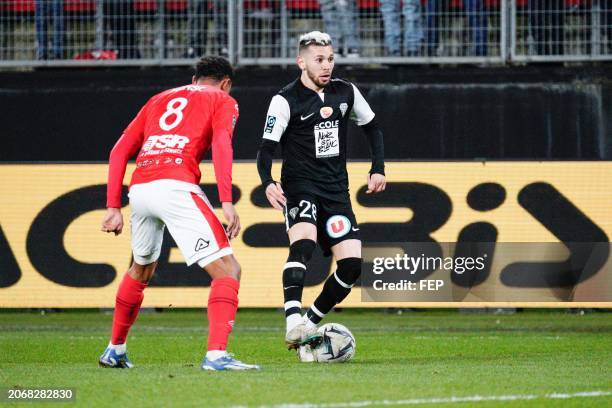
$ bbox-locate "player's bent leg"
[305,239,362,326]
[200,254,259,371]
[100,260,158,369]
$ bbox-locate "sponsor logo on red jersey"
[141,135,190,156]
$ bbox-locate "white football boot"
[201,353,260,371]
[285,322,322,350]
[297,344,315,362]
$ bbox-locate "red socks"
[207,277,240,351]
[111,273,147,345]
[109,273,238,351]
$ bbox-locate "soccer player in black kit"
[256,31,386,360]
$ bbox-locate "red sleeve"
[106,104,148,208]
[211,95,239,203]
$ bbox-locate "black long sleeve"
[256,138,278,187]
[362,116,385,175]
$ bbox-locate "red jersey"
[106,84,238,208]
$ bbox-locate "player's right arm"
[256,95,290,210]
[102,103,148,235]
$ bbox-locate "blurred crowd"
[1,0,611,60]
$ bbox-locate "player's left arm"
[350,83,386,194]
[212,95,240,239]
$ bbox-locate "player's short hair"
[194,56,234,82]
[298,31,333,53]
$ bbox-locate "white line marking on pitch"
[241,390,612,408]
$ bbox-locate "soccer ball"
[312,323,356,363]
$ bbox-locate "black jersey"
[261,77,375,198]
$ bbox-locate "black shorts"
[284,191,360,256]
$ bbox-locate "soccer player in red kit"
[99,56,259,371]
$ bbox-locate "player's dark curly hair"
[194,56,234,82]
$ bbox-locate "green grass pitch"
[0,309,611,407]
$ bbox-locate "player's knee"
[230,261,242,281]
[287,239,316,265]
[283,263,306,287]
[217,259,241,281]
[203,255,241,281]
[129,261,158,283]
[283,239,315,286]
[133,247,161,269]
[334,257,362,288]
